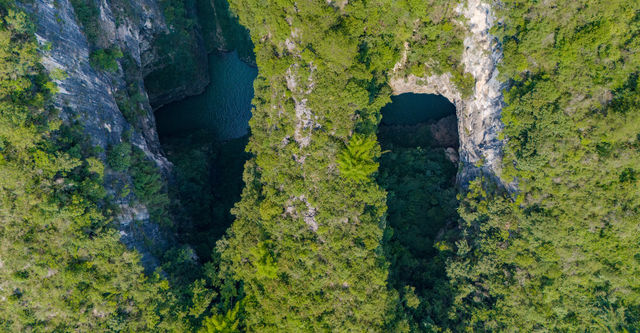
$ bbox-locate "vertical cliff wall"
[21,0,180,269]
[390,0,511,189]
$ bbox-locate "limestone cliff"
[21,0,180,269]
[390,0,513,190]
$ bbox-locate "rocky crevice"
[23,0,260,269]
[285,195,319,233]
[285,63,318,150]
[280,25,320,232]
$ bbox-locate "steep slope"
[218,0,474,330]
[448,0,640,330]
[21,0,176,268]
[4,0,637,331]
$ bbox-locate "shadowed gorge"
[155,51,257,141]
[378,93,460,150]
[155,51,256,260]
[380,93,457,126]
[378,94,460,329]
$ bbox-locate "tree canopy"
[2,0,639,331]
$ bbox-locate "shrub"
[69,0,100,43]
[90,48,123,73]
[131,147,171,226]
[337,134,380,182]
[106,142,132,171]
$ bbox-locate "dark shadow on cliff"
[143,0,255,320]
[196,0,255,64]
[378,93,461,330]
[160,130,248,262]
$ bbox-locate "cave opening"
[377,93,460,325]
[154,50,256,261]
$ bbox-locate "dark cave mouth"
[378,93,459,150]
[381,93,456,126]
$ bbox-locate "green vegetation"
[116,55,150,125]
[108,0,138,27]
[211,0,471,330]
[163,133,249,261]
[445,0,640,330]
[144,0,203,103]
[69,0,100,44]
[115,87,146,124]
[400,1,475,96]
[5,0,639,331]
[130,147,172,226]
[106,141,132,171]
[378,129,459,331]
[218,1,402,329]
[106,140,171,226]
[132,130,250,331]
[0,3,186,330]
[199,301,242,333]
[69,0,125,73]
[89,47,123,72]
[195,0,255,62]
[215,0,639,331]
[210,0,476,332]
[337,134,380,182]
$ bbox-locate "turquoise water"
[381,93,456,125]
[155,51,257,140]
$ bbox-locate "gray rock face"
[389,0,513,190]
[26,0,130,150]
[22,0,176,270]
[140,2,210,108]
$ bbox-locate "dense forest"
[0,1,186,330]
[1,0,638,332]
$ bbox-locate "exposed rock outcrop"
[285,64,318,150]
[390,0,512,190]
[22,0,177,269]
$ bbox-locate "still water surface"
[155,51,257,140]
[381,93,456,125]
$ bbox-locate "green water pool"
[155,51,257,141]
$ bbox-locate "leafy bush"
[378,143,459,330]
[89,48,123,72]
[199,302,242,333]
[337,134,380,181]
[106,141,132,171]
[131,147,171,226]
[116,89,146,124]
[69,0,100,43]
[0,3,186,330]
